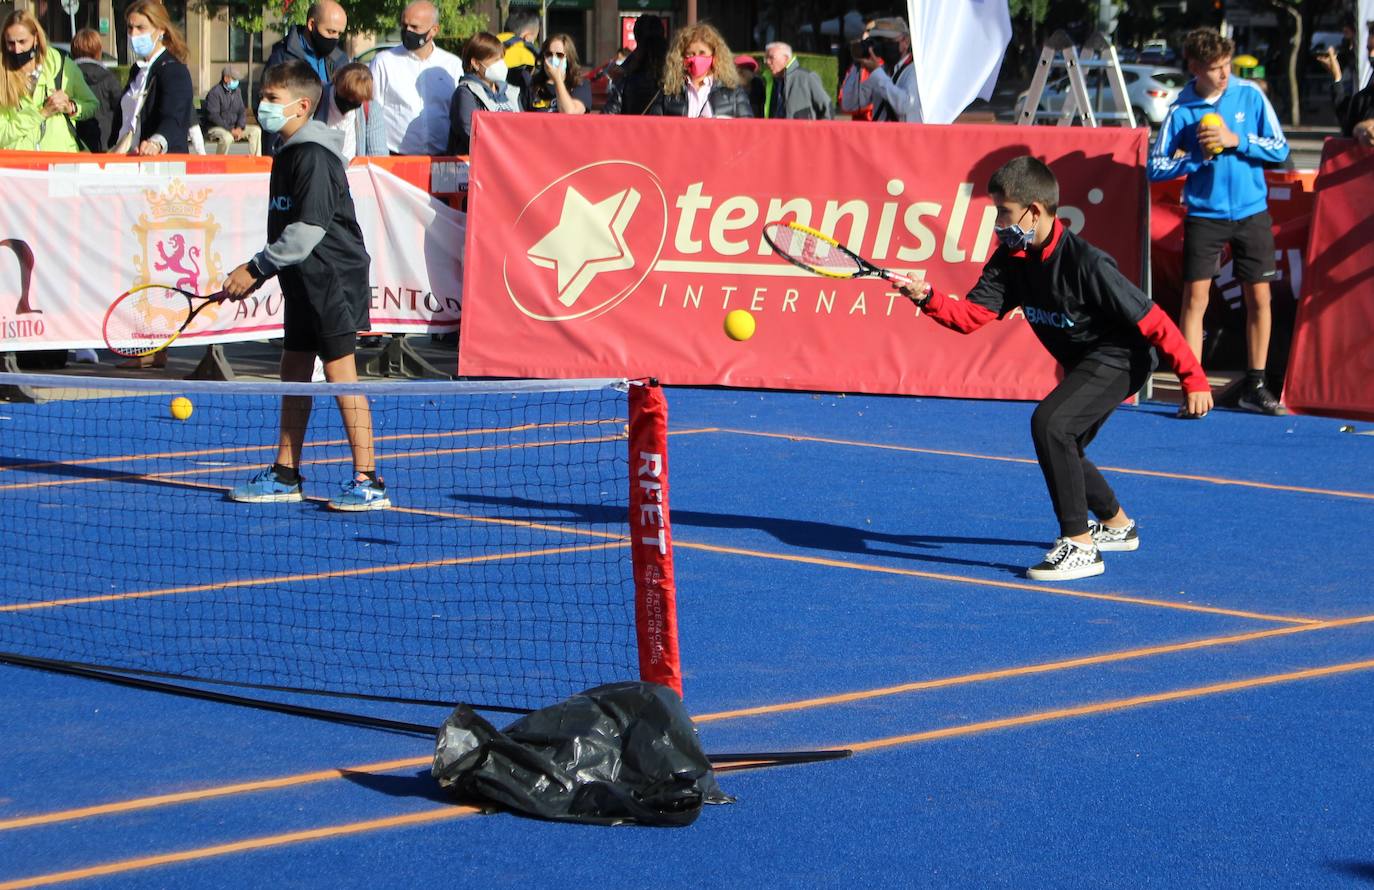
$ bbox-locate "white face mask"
[483,59,509,83]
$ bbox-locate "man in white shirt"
[369,0,465,154]
[840,17,923,124]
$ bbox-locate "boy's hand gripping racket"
[762,220,914,286]
[101,284,227,358]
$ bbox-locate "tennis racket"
[762,220,912,286]
[101,284,227,358]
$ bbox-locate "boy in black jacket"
[901,157,1212,581]
[223,60,387,511]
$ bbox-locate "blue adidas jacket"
[1147,78,1288,220]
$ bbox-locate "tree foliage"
[201,0,485,43]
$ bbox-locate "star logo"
[527,186,642,308]
[505,161,668,322]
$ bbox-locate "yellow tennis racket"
[101,283,227,358]
[762,220,911,286]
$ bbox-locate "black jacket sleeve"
[447,86,478,155]
[144,57,192,151]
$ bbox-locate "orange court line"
[0,806,478,890]
[673,540,1320,625]
[12,612,1374,832]
[0,418,625,474]
[7,656,1374,888]
[0,541,627,613]
[844,656,1374,753]
[0,757,429,831]
[0,431,633,494]
[695,612,1374,722]
[716,428,1374,501]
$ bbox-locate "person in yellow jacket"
[1,9,97,151]
[497,10,539,96]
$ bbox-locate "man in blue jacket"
[1149,27,1289,416]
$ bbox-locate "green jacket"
[0,47,97,152]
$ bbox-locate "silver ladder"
[1017,30,1136,128]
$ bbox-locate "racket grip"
[883,271,912,286]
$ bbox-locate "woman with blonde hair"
[0,9,97,151]
[650,22,752,118]
[114,0,192,156]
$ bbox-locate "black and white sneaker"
[1088,519,1139,552]
[1026,538,1104,581]
[1237,383,1286,416]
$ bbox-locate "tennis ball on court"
[724,309,756,342]
[170,396,193,421]
[1199,112,1225,154]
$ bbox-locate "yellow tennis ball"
[1199,112,1225,154]
[170,396,193,421]
[724,309,756,341]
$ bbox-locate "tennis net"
[0,373,679,712]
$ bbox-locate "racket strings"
[766,223,863,276]
[105,287,190,356]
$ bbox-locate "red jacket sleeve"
[1136,304,1210,393]
[920,287,998,334]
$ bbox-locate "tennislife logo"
[507,163,1116,325]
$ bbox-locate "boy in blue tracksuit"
[1149,27,1289,416]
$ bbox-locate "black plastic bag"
[432,681,732,826]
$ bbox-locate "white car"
[1014,64,1188,127]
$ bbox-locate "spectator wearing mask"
[203,65,261,155]
[497,11,540,100]
[0,10,95,152]
[764,42,831,120]
[839,17,922,123]
[322,62,386,159]
[446,31,520,155]
[114,0,192,156]
[525,33,590,114]
[734,54,765,118]
[370,0,464,155]
[650,22,752,118]
[70,27,120,151]
[604,15,666,115]
[265,0,348,85]
[1317,20,1374,142]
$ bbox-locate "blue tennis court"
[2,382,1372,888]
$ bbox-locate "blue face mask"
[256,99,300,134]
[993,208,1036,251]
[226,79,240,91]
[130,31,159,59]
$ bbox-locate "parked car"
[1014,64,1187,127]
[52,42,119,68]
[352,44,398,65]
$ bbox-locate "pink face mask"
[684,54,713,79]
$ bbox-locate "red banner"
[627,380,680,696]
[1284,140,1374,421]
[458,115,1149,400]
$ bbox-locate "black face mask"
[5,47,36,68]
[335,96,361,113]
[400,29,430,52]
[308,28,338,58]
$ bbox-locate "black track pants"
[1030,358,1150,538]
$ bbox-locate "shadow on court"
[448,492,1037,575]
[1326,861,1374,884]
[339,768,451,805]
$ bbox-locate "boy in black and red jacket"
[902,156,1212,581]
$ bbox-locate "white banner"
[908,0,1013,124]
[0,164,464,351]
[1361,0,1373,90]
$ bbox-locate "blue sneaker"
[329,474,391,511]
[229,467,303,503]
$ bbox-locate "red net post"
[627,380,682,696]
